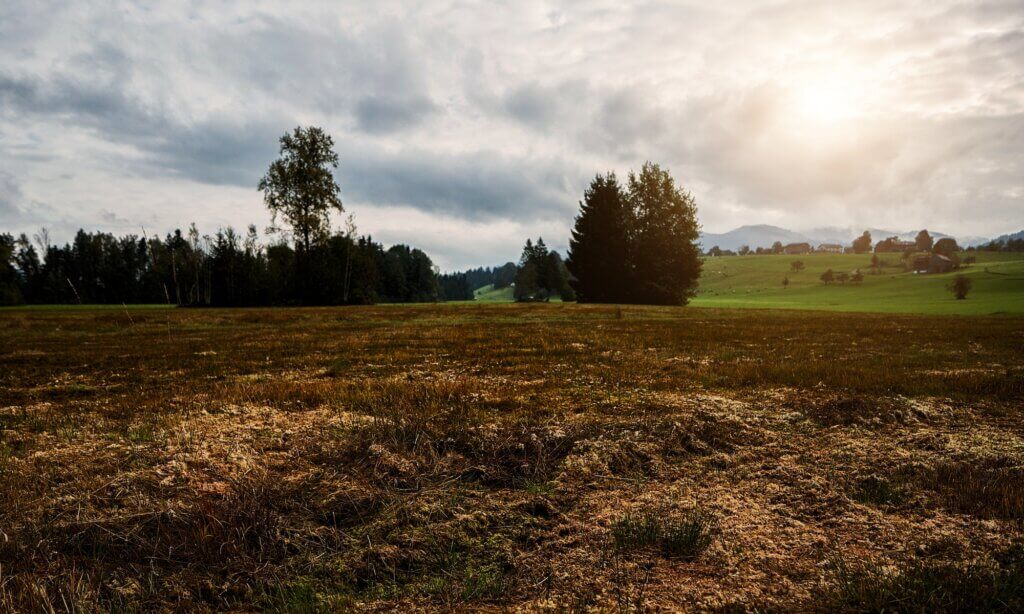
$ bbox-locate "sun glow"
[792,77,862,123]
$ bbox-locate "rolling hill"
[692,251,1024,315]
[466,252,1024,315]
[698,225,990,252]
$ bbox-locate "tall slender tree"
[259,126,343,300]
[566,173,632,302]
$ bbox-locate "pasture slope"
[693,251,1024,315]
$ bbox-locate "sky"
[1,1,1022,270]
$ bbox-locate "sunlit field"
[694,252,1024,315]
[2,304,1022,610]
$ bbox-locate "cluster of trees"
[512,238,574,302]
[459,263,518,293]
[976,236,1024,252]
[0,126,454,306]
[820,268,864,285]
[0,226,446,306]
[566,163,701,304]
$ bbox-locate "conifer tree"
[566,173,632,302]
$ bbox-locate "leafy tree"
[915,230,933,252]
[820,269,835,285]
[566,173,632,303]
[836,271,849,284]
[933,237,959,257]
[771,241,784,255]
[259,126,343,301]
[851,269,864,283]
[707,245,722,257]
[949,275,972,300]
[627,162,702,305]
[790,260,805,272]
[852,231,872,254]
[738,245,750,256]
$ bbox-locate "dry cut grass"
[0,303,1022,611]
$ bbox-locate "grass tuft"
[611,508,715,560]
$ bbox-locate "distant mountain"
[990,229,1024,245]
[698,225,814,251]
[699,225,992,251]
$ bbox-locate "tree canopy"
[259,126,343,255]
[566,162,702,305]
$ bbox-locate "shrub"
[949,275,972,300]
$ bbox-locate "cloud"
[0,171,23,219]
[0,0,1022,269]
[355,95,439,133]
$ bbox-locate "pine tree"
[566,173,632,302]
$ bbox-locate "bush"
[949,275,972,300]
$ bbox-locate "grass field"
[693,251,1024,315]
[1,304,1022,610]
[472,283,515,302]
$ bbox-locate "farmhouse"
[783,242,811,255]
[912,253,956,274]
[816,243,843,254]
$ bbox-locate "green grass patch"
[611,509,715,560]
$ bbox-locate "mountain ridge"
[699,225,993,251]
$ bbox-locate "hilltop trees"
[933,237,959,257]
[852,231,872,254]
[566,162,702,305]
[915,230,933,252]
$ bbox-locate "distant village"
[703,229,965,275]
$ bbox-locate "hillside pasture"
[693,251,1024,315]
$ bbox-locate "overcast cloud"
[1,0,1022,269]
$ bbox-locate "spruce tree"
[566,173,632,302]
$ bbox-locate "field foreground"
[1,304,1023,611]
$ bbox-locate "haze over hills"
[698,225,992,252]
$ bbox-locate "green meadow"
[692,251,1024,315]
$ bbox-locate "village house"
[783,242,811,255]
[912,253,956,274]
[816,243,843,254]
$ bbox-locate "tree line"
[0,226,453,306]
[0,127,453,306]
[5,125,708,307]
